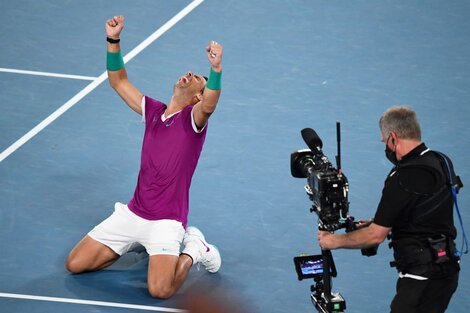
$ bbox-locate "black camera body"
[308,168,349,231]
[291,147,350,232]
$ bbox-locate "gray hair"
[379,105,421,140]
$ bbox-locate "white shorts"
[88,202,185,256]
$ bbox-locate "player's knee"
[65,255,84,274]
[148,284,174,299]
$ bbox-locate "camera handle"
[309,247,346,313]
[321,248,337,301]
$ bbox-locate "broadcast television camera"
[291,123,376,313]
[290,126,350,232]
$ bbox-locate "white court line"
[0,0,205,163]
[0,292,186,312]
[0,67,97,81]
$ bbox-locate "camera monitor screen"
[294,254,331,280]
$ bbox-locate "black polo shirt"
[374,143,456,240]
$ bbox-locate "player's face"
[175,71,206,98]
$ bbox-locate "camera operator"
[317,105,461,313]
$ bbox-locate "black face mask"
[384,134,398,165]
[385,145,398,165]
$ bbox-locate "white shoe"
[183,226,221,273]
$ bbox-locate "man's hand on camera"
[317,231,338,250]
[318,223,390,250]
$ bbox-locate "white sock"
[182,242,200,264]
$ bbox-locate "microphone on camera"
[301,128,323,152]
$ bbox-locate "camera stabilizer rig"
[294,251,345,313]
[291,122,374,313]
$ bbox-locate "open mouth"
[179,76,190,85]
[177,72,195,87]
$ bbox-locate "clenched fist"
[106,16,124,39]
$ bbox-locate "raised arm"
[193,41,223,128]
[105,16,143,115]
